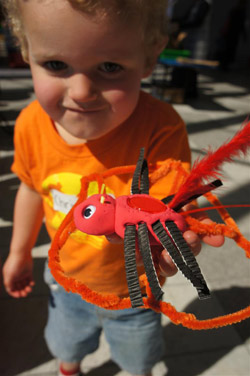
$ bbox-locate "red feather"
[169,120,250,210]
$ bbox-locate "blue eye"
[83,205,96,219]
[100,62,122,73]
[44,61,68,71]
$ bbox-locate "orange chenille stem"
[48,161,250,329]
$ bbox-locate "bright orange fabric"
[12,90,190,297]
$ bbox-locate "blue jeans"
[44,262,164,374]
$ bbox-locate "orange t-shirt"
[12,91,191,297]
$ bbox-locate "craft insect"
[49,121,250,329]
[74,148,222,308]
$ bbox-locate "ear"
[20,44,30,64]
[142,36,169,78]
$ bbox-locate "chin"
[81,124,119,141]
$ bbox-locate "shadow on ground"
[162,287,250,376]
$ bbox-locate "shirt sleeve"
[11,108,36,189]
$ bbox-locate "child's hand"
[159,204,225,277]
[105,233,123,243]
[105,203,225,278]
[3,253,34,298]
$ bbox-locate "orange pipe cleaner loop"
[48,158,250,330]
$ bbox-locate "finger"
[15,290,30,298]
[20,278,35,294]
[9,291,22,298]
[200,218,225,247]
[8,285,33,298]
[20,287,33,297]
[183,204,225,247]
[6,276,34,297]
[6,287,25,298]
[183,230,202,256]
[23,284,33,295]
[159,249,178,277]
[19,289,29,298]
[16,280,29,292]
[158,230,202,277]
[135,249,143,266]
[105,233,123,244]
[24,276,35,288]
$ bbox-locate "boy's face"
[20,0,153,142]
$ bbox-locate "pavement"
[0,65,250,376]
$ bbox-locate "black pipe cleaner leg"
[152,220,210,299]
[131,148,149,195]
[140,158,149,194]
[137,222,164,301]
[124,225,144,308]
[165,220,210,299]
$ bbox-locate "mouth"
[63,105,106,114]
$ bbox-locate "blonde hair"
[2,0,168,61]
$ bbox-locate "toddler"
[2,1,224,375]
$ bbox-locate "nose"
[68,74,98,103]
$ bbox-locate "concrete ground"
[0,65,250,376]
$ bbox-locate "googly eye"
[83,205,96,219]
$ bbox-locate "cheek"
[32,74,64,113]
[105,71,142,104]
[105,81,141,112]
